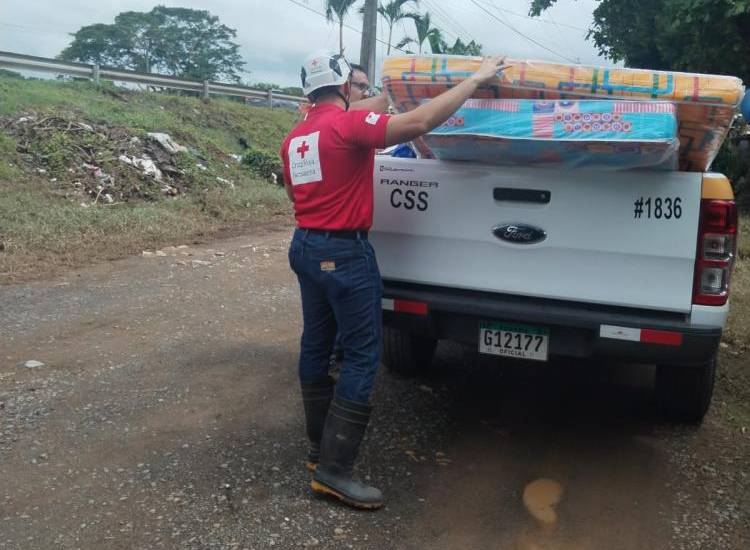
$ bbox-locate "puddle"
[523,478,564,525]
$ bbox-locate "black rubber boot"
[300,376,335,471]
[311,397,383,510]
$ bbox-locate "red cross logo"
[296,141,310,158]
[310,58,320,67]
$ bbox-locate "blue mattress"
[420,99,680,170]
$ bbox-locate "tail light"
[382,298,428,315]
[693,199,737,305]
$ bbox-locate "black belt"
[301,228,369,240]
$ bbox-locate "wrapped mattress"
[421,99,679,170]
[382,55,745,171]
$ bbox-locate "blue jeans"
[288,229,383,405]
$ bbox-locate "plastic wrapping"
[382,55,745,172]
[419,99,679,170]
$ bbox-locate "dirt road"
[1,227,747,549]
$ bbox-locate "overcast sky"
[1,0,606,87]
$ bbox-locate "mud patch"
[523,478,564,525]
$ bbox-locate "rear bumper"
[382,281,722,366]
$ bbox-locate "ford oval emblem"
[492,224,547,244]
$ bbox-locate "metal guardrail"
[0,50,306,106]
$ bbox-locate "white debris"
[24,360,45,369]
[229,154,243,163]
[119,155,163,181]
[196,163,207,171]
[147,132,188,154]
[216,177,235,188]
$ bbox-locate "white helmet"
[301,51,352,97]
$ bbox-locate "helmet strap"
[335,83,351,111]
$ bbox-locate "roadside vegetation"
[0,72,296,282]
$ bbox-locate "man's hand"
[469,55,507,87]
[384,54,507,146]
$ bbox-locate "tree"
[405,12,444,54]
[394,36,416,54]
[60,6,245,82]
[57,23,132,68]
[528,0,750,83]
[529,0,750,193]
[326,0,360,56]
[252,82,305,97]
[378,0,418,54]
[431,37,483,56]
[400,12,482,55]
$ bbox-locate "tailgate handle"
[493,188,551,204]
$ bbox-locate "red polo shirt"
[280,103,390,230]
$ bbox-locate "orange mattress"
[382,55,745,172]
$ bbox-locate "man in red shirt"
[282,51,504,509]
[326,62,385,366]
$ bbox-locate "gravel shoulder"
[1,228,747,549]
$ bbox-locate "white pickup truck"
[370,157,738,423]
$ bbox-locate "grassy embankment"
[0,72,297,282]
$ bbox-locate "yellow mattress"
[382,55,745,172]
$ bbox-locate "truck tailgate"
[371,158,703,313]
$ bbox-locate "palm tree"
[406,12,443,55]
[395,36,416,54]
[440,38,483,56]
[377,0,418,55]
[326,0,359,56]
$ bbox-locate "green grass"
[0,77,296,158]
[720,253,749,430]
[0,73,296,282]
[0,179,289,280]
[718,214,749,430]
[739,213,749,259]
[0,133,21,181]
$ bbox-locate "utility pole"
[360,0,377,80]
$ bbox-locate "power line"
[481,1,572,58]
[421,0,467,43]
[0,21,72,37]
[397,19,418,53]
[468,0,578,63]
[285,0,407,54]
[483,2,588,32]
[537,11,582,63]
[436,6,476,42]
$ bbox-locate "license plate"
[479,322,549,361]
